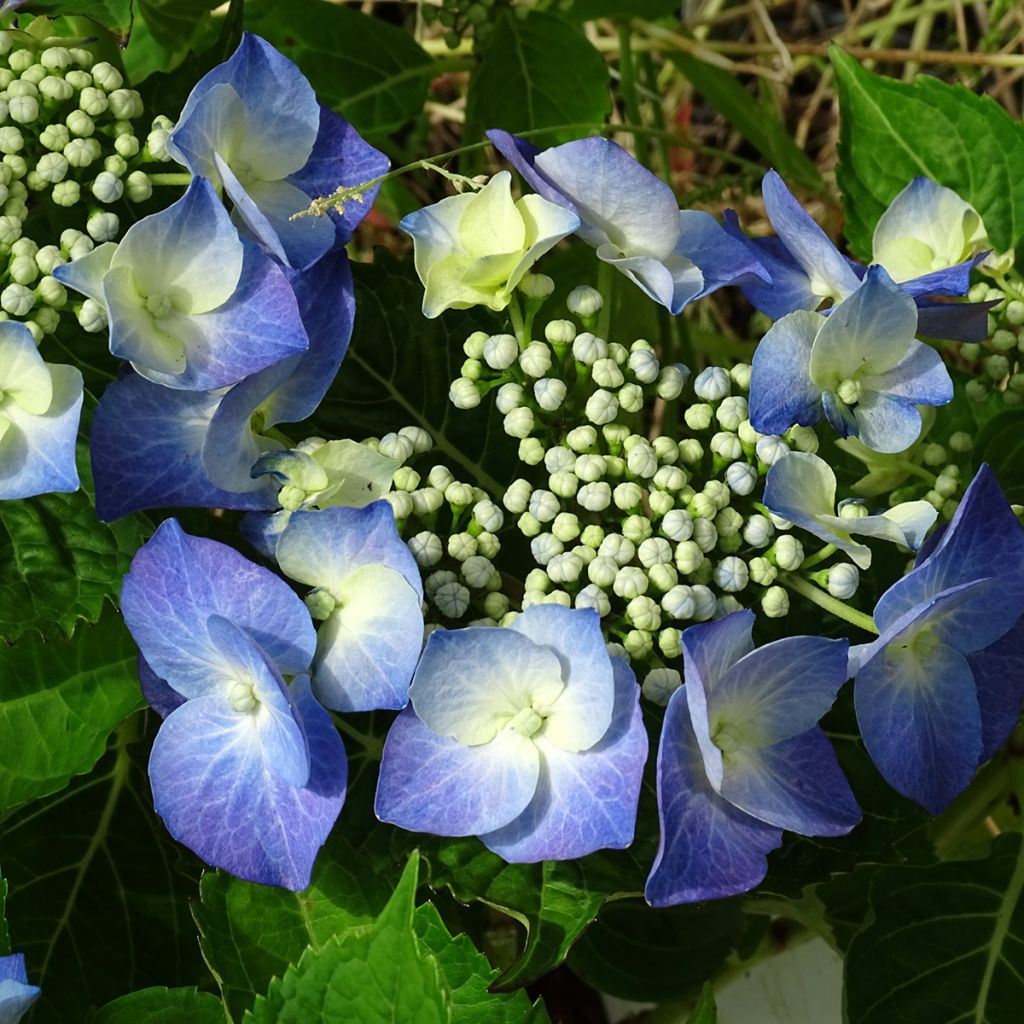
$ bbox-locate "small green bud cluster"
[421,0,516,51]
[964,280,1024,406]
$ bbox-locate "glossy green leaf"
[1,721,206,1024]
[92,987,224,1024]
[21,0,133,41]
[467,10,610,144]
[0,611,143,813]
[972,410,1024,504]
[244,0,433,138]
[845,833,1024,1024]
[194,835,393,1022]
[832,46,1024,259]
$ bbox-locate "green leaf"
[0,449,150,643]
[123,0,221,84]
[0,719,207,1024]
[666,53,823,194]
[972,410,1024,503]
[310,254,516,498]
[243,0,434,138]
[0,610,143,813]
[467,10,610,144]
[845,832,1024,1024]
[194,834,393,1022]
[22,0,133,41]
[687,982,718,1024]
[245,853,448,1024]
[832,46,1024,259]
[92,987,224,1024]
[566,898,745,1002]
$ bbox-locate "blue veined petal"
[594,247,694,313]
[103,265,187,378]
[287,105,390,246]
[0,363,82,500]
[408,627,565,747]
[149,675,346,891]
[311,565,423,712]
[645,685,782,907]
[896,253,988,298]
[0,953,40,1024]
[168,33,320,184]
[275,503,422,599]
[375,707,540,836]
[481,657,647,862]
[486,130,575,216]
[710,635,850,749]
[121,518,315,698]
[761,170,860,300]
[675,210,771,300]
[717,726,860,836]
[51,241,114,304]
[854,627,981,814]
[862,341,952,406]
[852,391,923,455]
[915,299,994,343]
[875,465,1024,632]
[967,617,1024,761]
[509,604,615,752]
[748,310,823,435]
[138,655,186,719]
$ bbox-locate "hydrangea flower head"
[275,502,424,712]
[167,34,388,270]
[400,170,578,318]
[375,604,648,861]
[488,130,769,314]
[121,519,346,890]
[748,264,952,453]
[646,611,858,906]
[850,465,1024,813]
[0,321,82,500]
[0,954,40,1024]
[54,177,308,390]
[763,452,937,569]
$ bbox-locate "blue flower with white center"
[763,452,936,569]
[487,130,769,314]
[0,954,40,1024]
[645,611,858,906]
[54,177,308,391]
[121,518,346,890]
[274,502,424,712]
[167,34,388,270]
[748,264,952,453]
[88,248,353,520]
[375,605,648,862]
[850,465,1024,814]
[0,321,82,500]
[724,170,993,342]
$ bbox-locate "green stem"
[334,717,383,758]
[899,460,938,485]
[596,258,614,341]
[800,543,837,570]
[617,23,649,170]
[148,173,192,186]
[508,294,528,347]
[779,572,879,634]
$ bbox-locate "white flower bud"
[434,580,471,618]
[39,77,74,104]
[654,364,687,401]
[651,438,677,466]
[636,537,671,568]
[714,556,749,593]
[773,534,804,571]
[592,357,624,389]
[579,526,604,550]
[762,585,789,618]
[614,566,649,599]
[534,377,566,411]
[449,377,481,409]
[608,342,629,365]
[715,396,748,431]
[426,570,458,596]
[729,362,752,390]
[484,592,510,619]
[692,518,718,553]
[147,126,172,162]
[623,629,652,660]
[503,478,533,514]
[377,432,414,464]
[546,510,578,541]
[92,61,124,91]
[107,88,143,119]
[585,388,619,425]
[64,69,92,90]
[411,487,444,517]
[694,366,730,401]
[0,283,32,316]
[462,554,495,589]
[546,318,577,345]
[613,481,643,511]
[578,481,612,512]
[622,515,652,545]
[41,46,73,69]
[717,596,744,618]
[628,348,660,384]
[743,515,773,548]
[52,180,80,207]
[624,443,656,480]
[684,403,713,431]
[9,96,38,125]
[384,491,413,519]
[40,124,70,152]
[569,454,601,483]
[542,590,572,608]
[588,555,618,588]
[66,110,95,138]
[566,425,597,452]
[504,407,535,439]
[125,170,152,203]
[711,431,742,461]
[715,508,743,539]
[787,425,819,453]
[408,531,443,567]
[86,210,119,242]
[520,272,553,299]
[756,435,790,466]
[478,532,501,559]
[572,331,606,364]
[747,557,776,586]
[617,383,644,414]
[548,551,583,584]
[598,533,635,565]
[662,584,695,620]
[521,589,547,609]
[769,512,793,530]
[528,488,560,523]
[689,492,717,521]
[115,132,141,158]
[651,466,685,493]
[8,254,34,286]
[691,585,717,621]
[78,86,108,116]
[675,439,702,466]
[519,340,552,377]
[643,667,682,705]
[647,560,678,591]
[36,274,66,309]
[674,540,703,575]
[0,127,23,154]
[91,171,124,204]
[448,532,478,562]
[483,333,518,370]
[827,563,860,599]
[576,583,611,617]
[77,297,107,332]
[725,461,757,496]
[659,510,692,544]
[627,595,661,631]
[417,469,450,498]
[549,470,578,498]
[524,568,551,594]
[470,500,503,533]
[398,426,432,455]
[839,501,869,520]
[35,152,68,185]
[567,285,602,317]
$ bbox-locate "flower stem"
[799,544,837,570]
[779,572,878,635]
[148,173,192,186]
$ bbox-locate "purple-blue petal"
[677,209,771,298]
[896,251,988,298]
[748,310,823,435]
[0,953,40,1024]
[138,655,186,719]
[914,299,995,342]
[967,617,1024,762]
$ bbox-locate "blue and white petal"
[748,310,823,435]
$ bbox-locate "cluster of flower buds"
[963,279,1024,406]
[0,26,169,341]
